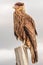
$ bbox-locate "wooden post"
[15,45,29,65]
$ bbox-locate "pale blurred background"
[0,0,43,65]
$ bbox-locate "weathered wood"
[15,45,29,65]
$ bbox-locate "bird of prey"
[13,2,38,63]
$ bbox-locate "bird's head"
[13,2,25,12]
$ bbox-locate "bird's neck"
[15,9,25,16]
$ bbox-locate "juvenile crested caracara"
[13,2,38,63]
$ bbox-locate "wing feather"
[25,14,38,35]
